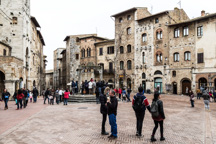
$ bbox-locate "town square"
[0,0,216,143]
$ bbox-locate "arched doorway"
[182,79,191,95]
[0,71,5,93]
[154,77,162,93]
[127,78,131,89]
[119,78,123,89]
[198,78,207,89]
[214,79,216,90]
[172,82,177,94]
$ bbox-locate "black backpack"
[151,100,159,117]
[132,95,144,111]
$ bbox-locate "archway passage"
[119,78,123,89]
[172,82,177,94]
[154,77,162,93]
[215,79,216,90]
[198,78,207,89]
[0,71,5,93]
[182,79,191,95]
[127,78,131,89]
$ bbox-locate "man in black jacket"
[33,87,38,103]
[99,92,109,135]
[44,88,50,104]
[22,88,28,108]
[107,90,118,139]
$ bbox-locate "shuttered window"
[197,53,204,63]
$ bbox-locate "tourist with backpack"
[150,92,165,142]
[132,87,151,137]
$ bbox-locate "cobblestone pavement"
[0,95,216,144]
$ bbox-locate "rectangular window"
[174,28,180,38]
[183,26,189,36]
[99,48,103,55]
[197,26,203,36]
[107,46,114,54]
[197,53,204,63]
[76,54,79,60]
[109,62,113,72]
[155,18,159,23]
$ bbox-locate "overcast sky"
[31,0,216,70]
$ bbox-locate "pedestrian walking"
[30,91,33,103]
[93,80,96,95]
[127,87,132,102]
[16,89,24,110]
[2,89,11,110]
[49,89,55,105]
[213,90,216,102]
[88,80,93,94]
[118,88,122,101]
[196,88,201,99]
[132,86,151,137]
[64,89,70,105]
[72,80,76,95]
[99,87,110,135]
[44,88,50,104]
[209,91,213,102]
[59,88,63,102]
[55,89,60,104]
[22,88,28,108]
[150,92,166,142]
[122,88,127,101]
[107,90,118,139]
[25,90,29,107]
[33,87,38,103]
[13,90,18,105]
[189,90,195,107]
[203,90,210,110]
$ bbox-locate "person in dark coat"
[22,88,28,108]
[2,89,11,110]
[44,88,50,104]
[189,90,194,107]
[33,87,39,103]
[151,92,165,142]
[107,90,118,139]
[99,87,110,135]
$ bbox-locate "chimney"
[201,10,205,16]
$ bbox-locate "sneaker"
[101,132,109,135]
[160,137,165,141]
[151,136,156,142]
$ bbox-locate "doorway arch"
[0,71,5,93]
[181,79,191,95]
[198,78,207,89]
[154,77,162,93]
[172,82,177,94]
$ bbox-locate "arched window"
[184,51,191,61]
[81,49,85,58]
[154,70,162,75]
[3,49,6,56]
[127,45,131,53]
[87,48,91,57]
[142,33,147,42]
[156,52,162,62]
[142,52,145,64]
[156,29,162,40]
[127,60,132,70]
[172,71,176,77]
[120,61,124,70]
[120,46,124,54]
[174,53,179,62]
[127,27,131,35]
[142,73,146,79]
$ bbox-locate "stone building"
[45,70,53,89]
[53,48,65,89]
[111,7,151,91]
[94,39,115,87]
[168,11,216,94]
[60,49,67,89]
[0,0,46,95]
[135,8,189,94]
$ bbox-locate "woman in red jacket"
[16,89,24,110]
[64,89,70,105]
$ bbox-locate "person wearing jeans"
[16,89,24,110]
[189,90,194,107]
[151,93,165,142]
[107,90,118,139]
[64,89,70,105]
[2,89,11,110]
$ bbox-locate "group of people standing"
[42,88,70,105]
[1,87,39,110]
[189,88,216,110]
[99,86,165,142]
